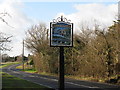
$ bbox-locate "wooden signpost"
[50,16,73,90]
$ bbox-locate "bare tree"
[0,32,12,51]
[25,23,48,53]
[0,12,13,51]
[0,12,12,63]
[0,12,12,26]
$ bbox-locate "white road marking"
[36,76,100,88]
[8,64,21,74]
[65,82,99,88]
[37,76,58,82]
[7,64,101,89]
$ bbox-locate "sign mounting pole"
[59,46,64,90]
[59,16,65,90]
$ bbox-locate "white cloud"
[56,3,117,33]
[0,0,33,56]
[0,1,118,57]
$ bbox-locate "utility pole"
[0,50,2,64]
[0,34,2,64]
[22,39,24,70]
[118,1,120,63]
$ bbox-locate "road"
[2,64,120,90]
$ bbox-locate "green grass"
[16,62,37,73]
[20,69,37,73]
[2,72,49,89]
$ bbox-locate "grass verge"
[20,69,37,73]
[2,72,50,90]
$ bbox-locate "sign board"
[50,21,73,47]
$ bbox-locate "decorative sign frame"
[50,16,73,47]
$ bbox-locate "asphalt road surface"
[2,64,120,90]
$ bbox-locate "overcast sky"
[0,0,119,57]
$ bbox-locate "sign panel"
[50,22,73,47]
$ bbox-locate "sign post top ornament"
[50,16,73,47]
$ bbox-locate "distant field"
[0,62,20,69]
